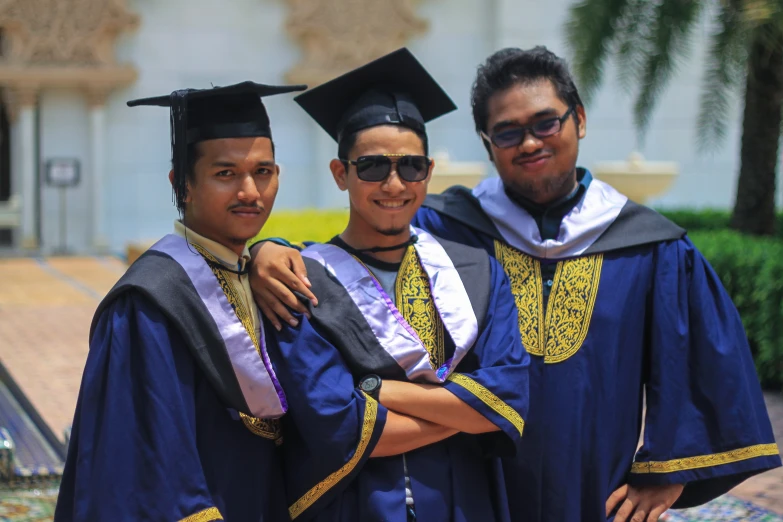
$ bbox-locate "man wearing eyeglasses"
[251,46,780,522]
[413,46,781,522]
[260,48,529,522]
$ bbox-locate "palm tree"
[566,0,783,236]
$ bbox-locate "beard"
[507,167,576,204]
[375,226,407,237]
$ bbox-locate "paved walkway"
[0,257,125,438]
[0,255,780,515]
[730,392,783,514]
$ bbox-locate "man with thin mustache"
[55,81,304,521]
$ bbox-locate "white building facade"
[0,0,776,254]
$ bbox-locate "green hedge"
[663,210,783,389]
[659,209,783,236]
[252,209,783,390]
[690,231,783,390]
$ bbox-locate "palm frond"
[633,0,706,141]
[697,0,749,151]
[566,0,632,104]
[742,0,782,24]
[613,0,658,92]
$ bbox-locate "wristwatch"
[359,374,382,400]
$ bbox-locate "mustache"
[513,150,550,163]
[227,204,264,212]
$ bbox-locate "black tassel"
[170,89,190,212]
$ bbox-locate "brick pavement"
[730,392,783,514]
[0,257,123,438]
[0,255,780,514]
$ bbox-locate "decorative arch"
[0,0,139,250]
[0,0,139,117]
[284,0,428,86]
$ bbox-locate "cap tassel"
[170,90,189,210]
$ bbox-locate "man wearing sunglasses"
[251,46,780,522]
[260,48,529,522]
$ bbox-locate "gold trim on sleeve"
[631,443,781,474]
[288,394,379,520]
[447,373,525,436]
[179,507,223,522]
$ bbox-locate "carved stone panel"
[284,0,428,86]
[0,0,138,66]
[0,0,138,114]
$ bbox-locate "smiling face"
[485,79,586,204]
[330,125,433,246]
[173,136,279,254]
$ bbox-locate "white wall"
[103,0,313,252]
[410,0,497,162]
[39,89,91,253]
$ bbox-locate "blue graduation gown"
[266,258,528,522]
[413,207,781,522]
[55,292,289,522]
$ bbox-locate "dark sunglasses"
[481,106,575,148]
[344,154,432,182]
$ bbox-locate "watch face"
[361,375,380,392]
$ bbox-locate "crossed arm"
[372,380,501,457]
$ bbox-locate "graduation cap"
[294,48,456,144]
[127,81,306,209]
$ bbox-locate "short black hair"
[172,138,276,213]
[471,46,583,152]
[337,126,429,160]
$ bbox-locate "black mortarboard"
[127,81,306,208]
[294,48,456,143]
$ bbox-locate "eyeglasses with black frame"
[481,105,576,149]
[344,154,432,183]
